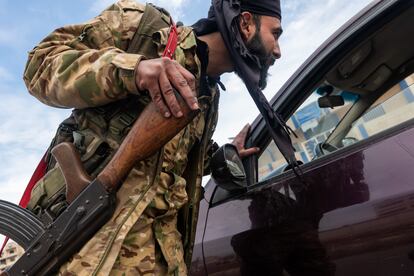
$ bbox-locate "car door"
[193,1,414,275]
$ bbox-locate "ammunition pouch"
[27,95,148,218]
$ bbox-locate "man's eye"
[273,29,283,39]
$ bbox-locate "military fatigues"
[23,0,219,275]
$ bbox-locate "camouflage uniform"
[23,0,219,275]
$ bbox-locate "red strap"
[19,152,48,208]
[0,152,48,254]
[162,19,178,59]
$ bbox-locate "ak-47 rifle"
[0,95,199,276]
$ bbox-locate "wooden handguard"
[97,96,199,192]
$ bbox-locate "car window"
[258,73,414,182]
[258,87,358,181]
[341,73,414,143]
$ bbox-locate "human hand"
[232,124,260,158]
[135,57,199,118]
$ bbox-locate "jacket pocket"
[79,18,114,49]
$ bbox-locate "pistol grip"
[51,142,92,203]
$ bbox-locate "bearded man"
[23,0,282,274]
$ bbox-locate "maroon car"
[190,0,414,275]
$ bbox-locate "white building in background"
[0,241,24,272]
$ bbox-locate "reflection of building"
[319,192,414,260]
[289,100,348,162]
[259,75,414,179]
[0,242,24,272]
[259,99,353,177]
[374,192,414,218]
[349,76,414,141]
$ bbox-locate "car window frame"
[251,116,414,194]
[205,115,414,207]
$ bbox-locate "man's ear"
[238,12,256,42]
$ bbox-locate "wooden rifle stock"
[52,94,199,202]
[97,97,199,191]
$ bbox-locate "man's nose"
[273,44,281,59]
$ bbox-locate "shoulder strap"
[127,3,172,58]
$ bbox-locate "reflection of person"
[232,188,336,276]
[23,0,281,274]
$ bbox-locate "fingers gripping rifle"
[0,95,199,276]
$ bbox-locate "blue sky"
[0,0,372,208]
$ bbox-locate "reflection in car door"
[200,122,414,276]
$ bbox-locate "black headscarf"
[241,0,281,19]
[192,0,281,36]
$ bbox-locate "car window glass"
[258,73,414,182]
[258,88,358,181]
[342,73,414,143]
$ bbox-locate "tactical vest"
[27,3,175,217]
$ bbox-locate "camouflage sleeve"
[23,0,146,108]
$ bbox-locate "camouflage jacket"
[23,0,219,274]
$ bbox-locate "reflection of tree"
[344,153,368,202]
[313,112,340,136]
[231,152,369,276]
[314,152,369,214]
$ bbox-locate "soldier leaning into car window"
[23,0,282,274]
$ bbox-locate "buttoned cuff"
[111,53,145,95]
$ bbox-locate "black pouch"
[46,116,78,172]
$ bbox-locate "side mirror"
[318,95,344,108]
[210,144,247,191]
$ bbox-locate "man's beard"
[246,32,275,89]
